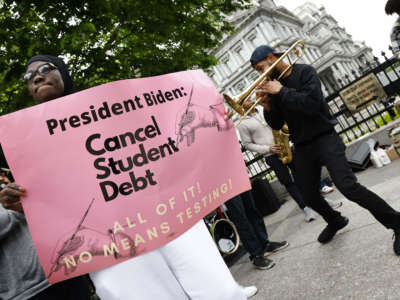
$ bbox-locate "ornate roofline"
[211,5,304,56]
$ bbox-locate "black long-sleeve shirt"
[263,64,338,146]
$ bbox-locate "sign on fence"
[339,73,387,112]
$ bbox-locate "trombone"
[223,40,305,126]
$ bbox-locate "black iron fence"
[325,53,400,143]
[241,145,275,181]
[243,51,400,181]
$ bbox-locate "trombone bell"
[223,94,245,116]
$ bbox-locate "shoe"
[303,207,316,222]
[326,199,343,209]
[321,185,334,194]
[252,256,275,270]
[318,216,349,244]
[240,285,258,298]
[264,241,289,256]
[393,229,400,256]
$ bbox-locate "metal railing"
[325,53,400,143]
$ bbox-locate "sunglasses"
[23,63,57,83]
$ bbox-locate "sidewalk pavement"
[230,159,400,300]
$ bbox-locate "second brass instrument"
[272,124,292,164]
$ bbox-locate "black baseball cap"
[250,45,283,67]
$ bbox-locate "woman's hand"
[0,183,25,213]
[224,110,235,121]
[269,144,282,154]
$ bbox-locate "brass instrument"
[272,124,292,164]
[223,40,305,164]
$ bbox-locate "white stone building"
[209,0,376,99]
[208,0,380,177]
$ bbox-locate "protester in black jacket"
[250,45,400,255]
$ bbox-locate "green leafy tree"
[0,0,250,114]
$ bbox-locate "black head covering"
[1,55,77,179]
[26,54,76,96]
[250,45,283,68]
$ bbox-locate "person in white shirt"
[238,99,319,222]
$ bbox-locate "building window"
[249,71,259,81]
[248,33,264,49]
[333,63,339,71]
[210,72,220,85]
[305,51,312,63]
[308,48,315,61]
[235,80,246,92]
[302,54,309,64]
[358,54,366,64]
[235,46,248,63]
[222,55,237,74]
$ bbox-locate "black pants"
[265,154,306,209]
[29,276,91,300]
[225,190,269,257]
[295,132,400,229]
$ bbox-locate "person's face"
[254,54,280,79]
[25,61,64,104]
[254,57,271,74]
[242,99,254,112]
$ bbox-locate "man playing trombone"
[250,44,400,255]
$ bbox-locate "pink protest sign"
[0,69,250,284]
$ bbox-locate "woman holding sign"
[0,58,92,300]
[0,55,248,300]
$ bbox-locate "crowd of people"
[1,2,400,299]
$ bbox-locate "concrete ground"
[230,159,400,300]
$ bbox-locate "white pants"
[90,220,245,300]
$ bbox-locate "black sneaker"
[318,216,349,244]
[264,241,289,257]
[393,229,400,256]
[252,256,275,270]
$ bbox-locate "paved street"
[230,159,400,300]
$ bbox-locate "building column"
[337,62,350,83]
[301,53,309,64]
[264,21,278,40]
[341,62,352,80]
[344,62,356,80]
[305,51,313,63]
[256,23,269,43]
[217,62,229,79]
[213,66,225,82]
[259,22,271,41]
[350,60,361,76]
[228,49,241,68]
[319,75,331,94]
[242,38,253,55]
[326,67,340,90]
